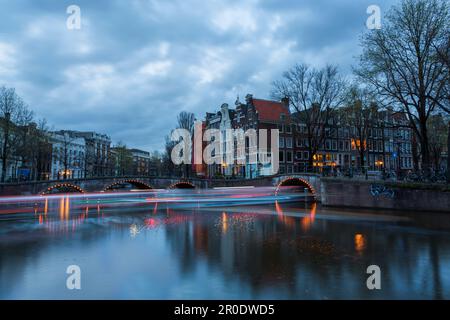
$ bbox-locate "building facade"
[69,131,111,177]
[130,148,151,176]
[49,131,86,180]
[194,93,417,179]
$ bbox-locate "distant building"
[202,94,289,178]
[234,94,290,177]
[48,131,86,179]
[68,131,111,177]
[130,148,150,175]
[196,92,418,179]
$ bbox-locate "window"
[286,151,293,162]
[279,151,285,162]
[286,137,293,148]
[303,152,309,160]
[287,165,293,174]
[278,124,284,133]
[286,124,292,134]
[296,151,303,160]
[304,139,309,147]
[279,137,285,148]
[301,125,307,134]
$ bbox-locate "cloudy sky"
[0,0,397,151]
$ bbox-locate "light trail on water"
[0,186,311,215]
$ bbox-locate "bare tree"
[0,86,34,182]
[434,34,450,114]
[176,111,195,177]
[33,119,52,180]
[15,119,50,180]
[163,134,179,177]
[272,64,347,170]
[149,150,163,176]
[355,0,450,173]
[447,120,450,182]
[51,131,82,179]
[113,142,133,176]
[177,111,195,135]
[427,114,448,170]
[341,85,378,171]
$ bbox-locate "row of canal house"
[1,125,155,182]
[192,94,415,179]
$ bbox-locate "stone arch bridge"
[0,174,322,199]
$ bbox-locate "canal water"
[0,190,449,299]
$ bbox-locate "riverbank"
[320,178,450,213]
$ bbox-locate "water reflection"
[354,234,366,254]
[0,192,449,299]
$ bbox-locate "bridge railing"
[0,173,322,187]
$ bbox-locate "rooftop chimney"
[281,96,289,109]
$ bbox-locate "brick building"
[194,93,415,179]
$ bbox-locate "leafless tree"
[447,120,450,182]
[163,134,179,177]
[272,63,347,169]
[427,115,448,170]
[112,142,133,176]
[149,150,163,176]
[434,34,450,114]
[177,111,195,135]
[355,0,450,173]
[51,131,83,179]
[14,119,51,180]
[176,111,195,177]
[0,86,34,182]
[341,85,379,170]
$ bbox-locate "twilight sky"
[0,0,397,151]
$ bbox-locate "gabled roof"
[252,98,290,122]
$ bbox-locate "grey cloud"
[0,0,397,151]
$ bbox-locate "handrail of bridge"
[0,173,322,186]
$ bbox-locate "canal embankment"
[320,178,450,213]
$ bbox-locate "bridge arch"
[168,181,196,189]
[41,183,85,195]
[275,176,316,196]
[103,179,153,192]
